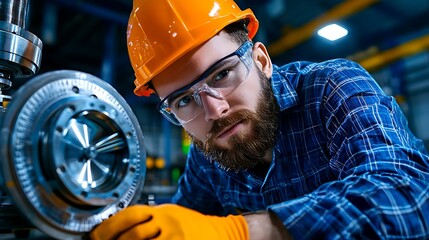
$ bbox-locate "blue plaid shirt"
[171,59,429,239]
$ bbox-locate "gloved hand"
[90,204,249,240]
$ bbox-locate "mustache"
[186,68,280,171]
[207,109,258,139]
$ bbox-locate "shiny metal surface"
[0,70,146,239]
[0,0,42,107]
[0,21,43,79]
[0,0,29,28]
[0,0,42,97]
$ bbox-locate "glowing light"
[317,24,348,41]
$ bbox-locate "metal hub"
[0,70,146,239]
[0,21,43,79]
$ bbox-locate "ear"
[252,42,273,79]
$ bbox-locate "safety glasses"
[157,41,253,126]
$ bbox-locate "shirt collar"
[271,65,299,111]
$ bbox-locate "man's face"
[153,32,278,171]
[190,68,279,171]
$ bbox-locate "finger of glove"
[117,218,163,240]
[90,205,153,240]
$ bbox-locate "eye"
[208,58,239,87]
[213,69,230,82]
[176,94,194,109]
[209,67,232,88]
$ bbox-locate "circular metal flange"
[0,70,146,239]
[0,21,43,78]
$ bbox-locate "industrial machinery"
[0,0,146,239]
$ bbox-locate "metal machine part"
[0,0,43,107]
[0,1,146,238]
[0,70,146,239]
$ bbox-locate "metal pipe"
[359,34,429,72]
[0,0,42,108]
[0,0,28,27]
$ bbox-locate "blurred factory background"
[10,0,429,202]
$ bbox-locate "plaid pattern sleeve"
[171,58,429,239]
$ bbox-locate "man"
[91,0,429,239]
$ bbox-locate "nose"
[199,92,229,122]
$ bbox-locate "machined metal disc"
[0,21,43,78]
[0,70,146,239]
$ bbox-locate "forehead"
[152,32,240,99]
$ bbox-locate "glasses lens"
[159,42,253,125]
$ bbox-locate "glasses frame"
[157,40,254,125]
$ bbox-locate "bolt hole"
[80,191,88,198]
[58,165,66,172]
[68,105,75,112]
[72,86,79,93]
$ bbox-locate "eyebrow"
[168,57,240,103]
[164,65,219,105]
[159,41,251,108]
[166,89,191,106]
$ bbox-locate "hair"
[224,19,251,45]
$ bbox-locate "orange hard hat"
[127,0,259,97]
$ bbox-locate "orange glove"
[90,204,249,240]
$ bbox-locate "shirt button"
[223,194,230,200]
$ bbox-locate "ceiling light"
[317,24,348,41]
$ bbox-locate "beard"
[188,69,280,171]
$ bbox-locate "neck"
[250,151,272,178]
[264,149,273,164]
